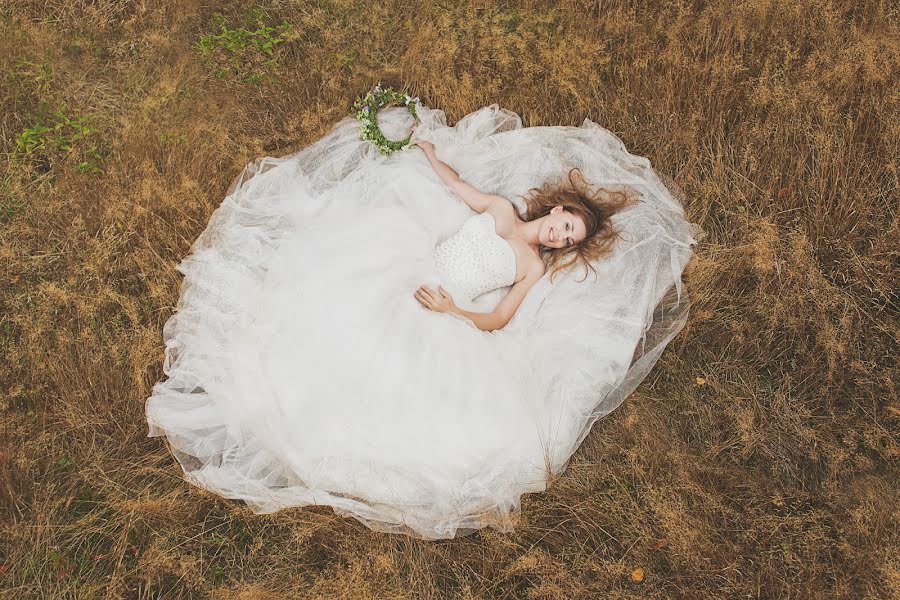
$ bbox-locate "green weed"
[0,185,25,222]
[11,57,54,96]
[13,108,105,175]
[196,9,295,84]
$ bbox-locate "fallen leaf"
[695,376,706,385]
[631,567,645,583]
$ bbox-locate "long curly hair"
[519,167,637,282]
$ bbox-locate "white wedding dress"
[145,103,699,540]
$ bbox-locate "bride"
[412,138,634,331]
[145,102,698,540]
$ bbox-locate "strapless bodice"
[432,212,517,304]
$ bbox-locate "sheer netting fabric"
[145,104,701,540]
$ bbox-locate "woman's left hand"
[415,285,456,313]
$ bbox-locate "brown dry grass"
[1,0,897,598]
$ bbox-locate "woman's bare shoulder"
[526,252,546,278]
[507,238,545,283]
[485,199,519,234]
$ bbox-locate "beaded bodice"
[433,212,517,304]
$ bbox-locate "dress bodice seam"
[480,212,518,282]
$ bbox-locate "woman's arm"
[416,140,507,214]
[454,266,543,331]
[448,305,508,332]
[415,263,544,332]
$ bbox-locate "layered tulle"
[145,104,699,539]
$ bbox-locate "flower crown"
[352,83,420,156]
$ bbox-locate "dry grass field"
[1,0,897,598]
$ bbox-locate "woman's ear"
[550,205,563,214]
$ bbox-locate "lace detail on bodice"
[432,212,517,304]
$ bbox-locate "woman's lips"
[549,228,555,242]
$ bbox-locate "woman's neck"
[511,214,545,250]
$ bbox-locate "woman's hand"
[415,139,435,154]
[415,285,455,314]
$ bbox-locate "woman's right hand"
[415,139,435,154]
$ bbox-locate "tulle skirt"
[145,103,699,539]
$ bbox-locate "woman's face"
[539,205,587,249]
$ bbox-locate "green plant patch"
[12,108,105,176]
[0,185,25,223]
[196,9,296,84]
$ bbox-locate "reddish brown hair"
[520,167,637,282]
